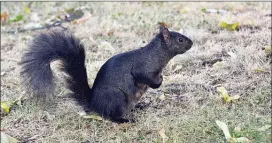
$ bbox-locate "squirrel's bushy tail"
[20,29,90,101]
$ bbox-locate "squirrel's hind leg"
[91,89,135,123]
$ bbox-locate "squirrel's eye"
[178,38,183,42]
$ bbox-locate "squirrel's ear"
[158,22,167,32]
[161,27,170,46]
[159,24,165,33]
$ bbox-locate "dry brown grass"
[1,2,271,143]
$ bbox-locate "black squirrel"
[20,25,193,123]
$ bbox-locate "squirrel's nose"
[188,39,193,46]
[187,36,193,46]
[186,40,193,50]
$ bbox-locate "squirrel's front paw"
[150,75,163,89]
[150,82,162,89]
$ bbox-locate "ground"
[1,2,271,143]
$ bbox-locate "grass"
[1,2,271,143]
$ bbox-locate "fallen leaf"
[201,8,207,13]
[264,46,271,55]
[25,7,31,14]
[1,12,8,23]
[1,132,19,143]
[213,61,225,68]
[230,94,240,100]
[8,15,24,23]
[221,21,240,31]
[254,68,265,73]
[1,102,12,113]
[82,113,103,121]
[217,87,240,103]
[158,128,168,140]
[216,120,250,143]
[216,87,231,103]
[216,120,232,140]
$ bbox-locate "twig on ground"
[1,21,68,34]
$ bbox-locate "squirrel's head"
[159,25,193,55]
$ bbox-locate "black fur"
[20,25,193,123]
[20,30,90,101]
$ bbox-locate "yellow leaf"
[221,22,228,28]
[1,102,12,113]
[215,120,232,140]
[1,132,19,143]
[213,61,225,68]
[231,22,240,31]
[216,120,250,143]
[220,21,240,31]
[158,128,168,140]
[230,94,240,100]
[224,96,232,103]
[254,68,265,73]
[82,113,103,121]
[25,7,31,14]
[265,46,271,55]
[216,86,228,96]
[216,87,231,103]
